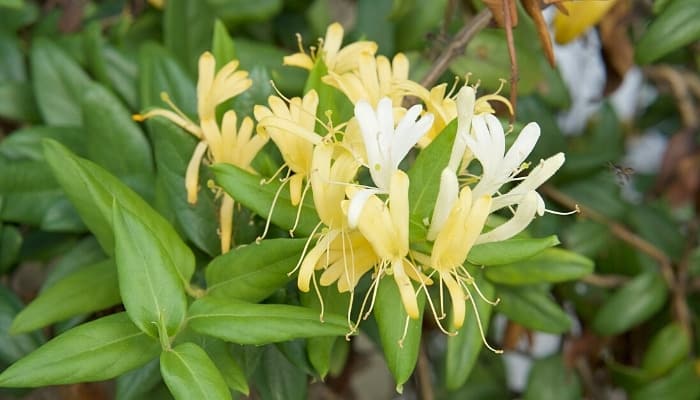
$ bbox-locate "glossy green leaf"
[40,236,104,290]
[10,259,119,334]
[211,163,320,236]
[164,0,215,76]
[82,84,154,177]
[468,236,559,266]
[0,313,159,387]
[30,38,94,125]
[206,0,283,26]
[206,238,306,301]
[0,224,22,273]
[212,19,236,68]
[631,362,700,400]
[641,323,690,378]
[374,277,425,391]
[496,285,571,333]
[188,296,348,345]
[0,81,39,122]
[0,285,44,367]
[234,37,306,95]
[636,0,700,64]
[445,277,496,390]
[113,203,187,337]
[161,342,231,400]
[592,272,667,336]
[408,119,457,243]
[304,58,352,124]
[42,140,195,286]
[523,355,582,400]
[149,118,219,256]
[484,247,593,285]
[103,46,139,109]
[202,339,249,395]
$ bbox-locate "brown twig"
[502,0,519,117]
[420,9,493,88]
[540,184,692,336]
[416,339,434,400]
[581,273,630,288]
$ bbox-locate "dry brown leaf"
[600,0,634,94]
[483,0,518,28]
[522,0,556,66]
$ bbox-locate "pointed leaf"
[188,296,348,345]
[212,19,236,67]
[115,358,163,400]
[163,0,215,76]
[138,42,196,113]
[523,355,582,400]
[10,259,120,334]
[202,339,249,395]
[160,342,231,400]
[206,238,306,301]
[113,203,187,337]
[641,323,690,378]
[635,0,700,64]
[211,163,320,236]
[0,285,44,366]
[0,313,159,387]
[42,140,195,286]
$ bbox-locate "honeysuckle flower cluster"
[135,22,567,346]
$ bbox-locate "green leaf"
[0,81,39,122]
[160,342,231,400]
[496,285,571,333]
[234,37,306,95]
[103,46,139,110]
[484,247,594,285]
[408,119,457,244]
[468,236,559,266]
[113,203,188,337]
[0,29,26,81]
[0,285,44,367]
[631,362,700,400]
[202,339,249,395]
[115,358,163,400]
[211,163,320,236]
[373,277,425,391]
[0,126,84,162]
[641,323,690,378]
[149,118,219,256]
[355,0,395,54]
[138,42,196,113]
[0,224,22,274]
[445,278,496,390]
[163,0,215,76]
[253,345,307,400]
[206,238,306,301]
[523,355,582,400]
[42,140,195,286]
[82,84,154,177]
[304,58,352,124]
[187,296,348,345]
[0,0,23,9]
[10,259,120,334]
[41,236,104,290]
[0,313,159,387]
[394,0,445,50]
[212,19,236,68]
[300,286,350,378]
[30,38,94,125]
[562,220,611,258]
[592,271,667,336]
[205,0,283,26]
[635,0,700,64]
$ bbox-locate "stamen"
[398,315,411,348]
[289,178,313,236]
[311,271,326,322]
[288,221,323,276]
[544,205,580,216]
[464,285,503,354]
[256,175,290,243]
[295,33,306,54]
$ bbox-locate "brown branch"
[581,274,630,288]
[503,0,519,117]
[420,9,493,88]
[644,65,699,129]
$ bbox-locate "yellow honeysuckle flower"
[133,52,264,253]
[553,0,618,44]
[322,52,410,107]
[254,90,322,207]
[343,170,427,320]
[283,22,378,74]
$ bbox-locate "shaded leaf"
[160,342,231,400]
[468,236,559,266]
[641,323,690,378]
[635,0,700,64]
[484,247,593,285]
[523,355,582,400]
[496,285,571,333]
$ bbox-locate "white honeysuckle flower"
[466,114,540,198]
[347,96,434,228]
[448,86,476,172]
[426,168,459,241]
[476,191,539,244]
[490,153,566,215]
